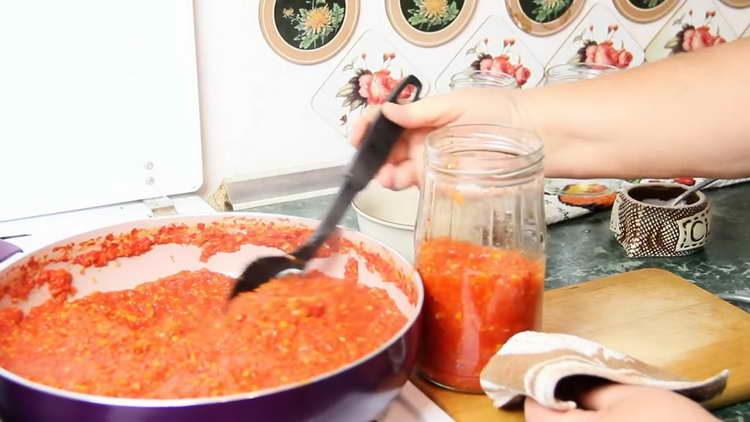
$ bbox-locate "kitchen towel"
[480,331,729,411]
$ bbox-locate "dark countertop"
[247,183,750,421]
[547,185,750,301]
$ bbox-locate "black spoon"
[228,75,423,299]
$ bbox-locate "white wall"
[194,0,750,199]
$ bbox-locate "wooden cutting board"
[411,268,750,421]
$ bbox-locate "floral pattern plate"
[612,0,680,23]
[546,4,645,70]
[506,0,586,36]
[259,0,360,65]
[718,0,750,9]
[434,15,545,92]
[311,30,429,137]
[385,0,477,47]
[645,0,737,63]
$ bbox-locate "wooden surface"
[411,268,750,421]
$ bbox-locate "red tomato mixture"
[416,238,543,392]
[0,219,418,307]
[0,219,412,399]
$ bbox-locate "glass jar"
[543,63,623,197]
[448,69,524,129]
[449,69,518,90]
[415,124,545,393]
[543,63,617,84]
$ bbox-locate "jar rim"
[545,63,618,81]
[623,183,707,209]
[425,124,543,177]
[449,69,517,89]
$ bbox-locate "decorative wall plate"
[506,0,586,36]
[718,0,750,8]
[311,30,429,136]
[612,0,680,23]
[546,4,644,71]
[644,0,737,63]
[434,15,545,92]
[385,0,477,47]
[259,0,360,65]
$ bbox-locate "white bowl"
[352,182,419,263]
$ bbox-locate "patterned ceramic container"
[610,184,711,258]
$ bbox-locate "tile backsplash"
[434,15,545,92]
[198,0,750,199]
[546,3,645,70]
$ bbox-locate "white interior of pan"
[0,213,423,406]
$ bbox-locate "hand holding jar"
[348,86,524,191]
[415,124,545,392]
[346,39,750,421]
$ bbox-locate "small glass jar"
[543,63,623,197]
[449,69,518,90]
[415,124,545,393]
[449,69,523,129]
[543,63,617,85]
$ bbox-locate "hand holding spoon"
[227,75,423,300]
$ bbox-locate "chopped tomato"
[416,238,543,391]
[0,219,414,399]
[0,269,405,398]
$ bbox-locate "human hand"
[524,383,718,422]
[347,87,523,190]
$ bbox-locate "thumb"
[381,95,461,129]
[524,398,600,422]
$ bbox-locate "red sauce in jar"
[416,238,543,392]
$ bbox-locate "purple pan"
[0,214,423,422]
[0,239,22,263]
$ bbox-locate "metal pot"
[0,214,423,422]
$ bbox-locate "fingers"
[577,384,643,411]
[577,384,688,413]
[391,160,420,190]
[386,136,411,164]
[375,163,396,188]
[347,105,418,166]
[524,398,600,422]
[376,160,420,190]
[378,131,426,190]
[348,105,381,148]
[381,95,461,129]
[577,385,718,422]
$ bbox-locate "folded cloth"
[480,331,729,411]
[545,177,750,225]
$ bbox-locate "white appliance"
[0,1,451,420]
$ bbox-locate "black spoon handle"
[0,234,30,240]
[344,74,423,192]
[293,75,423,262]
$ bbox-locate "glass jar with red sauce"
[415,124,545,393]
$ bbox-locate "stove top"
[381,382,452,421]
